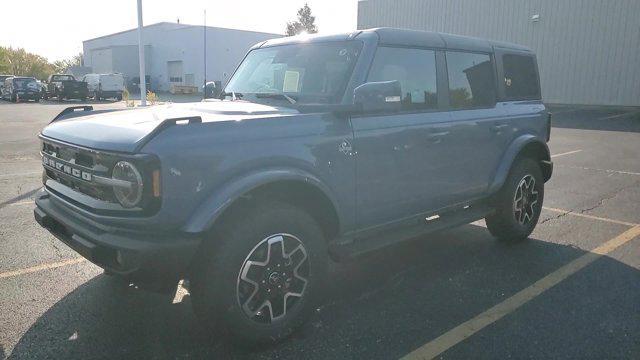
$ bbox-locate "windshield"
[224,41,362,104]
[14,78,38,90]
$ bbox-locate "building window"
[503,54,540,100]
[446,51,496,109]
[169,77,183,83]
[367,47,438,110]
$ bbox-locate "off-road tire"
[486,157,544,242]
[190,200,328,344]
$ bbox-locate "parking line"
[598,111,640,121]
[550,149,582,158]
[401,225,640,360]
[0,171,41,179]
[543,206,639,227]
[557,165,640,177]
[0,258,86,280]
[6,200,34,207]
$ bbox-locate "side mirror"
[353,80,402,113]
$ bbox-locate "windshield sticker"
[283,70,300,92]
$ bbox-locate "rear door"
[352,46,451,230]
[444,51,505,201]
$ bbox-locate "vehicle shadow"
[548,106,640,133]
[7,224,640,359]
[0,188,40,210]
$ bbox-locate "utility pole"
[137,0,147,106]
[203,9,207,99]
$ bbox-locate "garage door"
[167,61,183,84]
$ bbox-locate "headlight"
[112,161,143,208]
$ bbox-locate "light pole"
[137,0,147,106]
[203,9,207,100]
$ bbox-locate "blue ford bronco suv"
[34,28,552,343]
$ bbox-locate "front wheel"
[486,157,544,242]
[190,200,327,344]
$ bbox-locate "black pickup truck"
[45,74,88,101]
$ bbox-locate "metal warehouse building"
[83,22,281,92]
[358,0,640,106]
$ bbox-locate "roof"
[259,27,532,53]
[84,22,282,44]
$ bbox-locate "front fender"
[181,167,341,234]
[488,135,551,194]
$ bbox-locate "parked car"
[82,73,125,101]
[34,28,552,343]
[2,76,41,102]
[45,74,88,101]
[0,74,12,97]
[36,80,47,99]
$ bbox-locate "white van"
[82,73,125,101]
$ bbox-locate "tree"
[52,53,83,74]
[0,47,10,74]
[285,3,318,36]
[0,47,55,80]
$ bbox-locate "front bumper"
[15,92,40,100]
[33,188,200,283]
[61,90,88,99]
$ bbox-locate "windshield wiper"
[255,93,297,104]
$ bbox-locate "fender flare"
[488,134,551,194]
[182,167,342,234]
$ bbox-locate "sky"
[0,0,359,62]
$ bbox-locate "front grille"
[41,140,118,203]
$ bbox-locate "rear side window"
[367,47,438,110]
[446,51,496,109]
[503,54,540,100]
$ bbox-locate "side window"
[503,54,540,100]
[367,47,438,110]
[446,51,496,109]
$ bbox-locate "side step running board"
[331,204,494,260]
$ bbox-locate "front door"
[352,46,449,231]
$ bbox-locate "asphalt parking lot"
[1,100,639,359]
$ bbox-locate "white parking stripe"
[550,149,582,158]
[558,165,640,177]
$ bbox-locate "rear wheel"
[190,200,327,344]
[486,157,544,242]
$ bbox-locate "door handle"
[490,124,509,133]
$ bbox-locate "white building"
[83,22,281,92]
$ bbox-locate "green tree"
[285,3,318,36]
[0,47,10,74]
[1,47,55,80]
[52,53,83,74]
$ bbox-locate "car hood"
[41,100,300,153]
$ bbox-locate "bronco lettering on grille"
[43,155,93,182]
